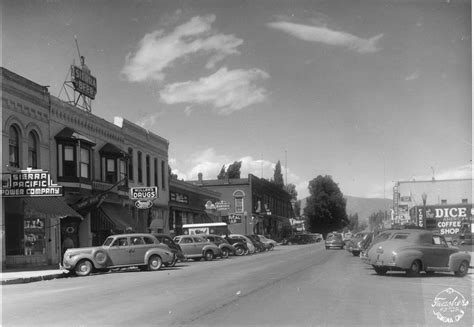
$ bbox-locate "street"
[2,243,473,326]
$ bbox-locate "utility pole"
[285,149,287,185]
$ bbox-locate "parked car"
[62,233,175,276]
[246,234,267,253]
[311,233,324,242]
[282,233,316,245]
[173,235,222,261]
[152,233,185,265]
[366,229,471,277]
[224,236,249,256]
[256,234,278,250]
[228,234,256,254]
[325,233,344,250]
[201,234,236,258]
[346,232,372,256]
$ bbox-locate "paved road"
[2,243,473,326]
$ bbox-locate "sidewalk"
[2,252,473,285]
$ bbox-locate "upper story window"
[99,143,128,184]
[128,148,134,181]
[9,125,20,168]
[28,131,38,169]
[462,199,468,204]
[233,190,245,213]
[56,127,95,182]
[154,158,158,187]
[161,160,166,190]
[441,199,447,205]
[137,151,143,183]
[146,155,151,186]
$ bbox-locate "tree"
[369,210,385,232]
[273,160,284,188]
[226,161,242,179]
[303,175,349,235]
[217,165,227,179]
[284,183,300,216]
[347,213,359,231]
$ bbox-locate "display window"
[23,218,46,255]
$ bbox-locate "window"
[128,148,134,181]
[462,199,468,204]
[144,236,155,245]
[234,190,245,213]
[28,132,38,168]
[138,151,143,183]
[154,158,158,187]
[80,147,90,178]
[9,126,20,168]
[119,159,126,180]
[63,145,76,177]
[441,199,447,204]
[393,234,408,240]
[146,155,151,186]
[105,158,116,183]
[161,160,166,189]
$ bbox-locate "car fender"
[448,252,471,271]
[203,245,220,255]
[395,249,425,269]
[145,249,173,264]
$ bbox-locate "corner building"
[1,67,170,269]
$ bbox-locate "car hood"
[65,246,105,254]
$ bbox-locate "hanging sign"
[1,169,63,197]
[130,187,158,200]
[135,199,153,210]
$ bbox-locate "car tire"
[455,260,469,277]
[374,267,388,275]
[268,244,274,251]
[147,255,162,271]
[221,248,229,258]
[75,259,93,277]
[204,250,214,261]
[406,260,421,277]
[235,245,245,256]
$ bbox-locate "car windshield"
[103,237,114,246]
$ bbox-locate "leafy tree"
[303,175,349,235]
[273,160,284,188]
[226,161,242,179]
[368,210,386,232]
[217,165,227,179]
[284,183,300,217]
[348,213,359,231]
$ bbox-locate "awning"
[55,127,96,145]
[99,143,127,157]
[23,197,84,220]
[99,203,137,231]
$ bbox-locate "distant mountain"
[300,195,392,225]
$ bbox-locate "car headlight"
[391,251,397,262]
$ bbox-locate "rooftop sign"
[71,65,97,99]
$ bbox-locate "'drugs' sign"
[1,169,63,197]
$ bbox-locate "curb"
[1,272,69,285]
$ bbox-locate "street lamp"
[421,192,427,229]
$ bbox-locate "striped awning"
[23,197,83,220]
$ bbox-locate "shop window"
[28,131,39,169]
[9,125,20,168]
[128,148,134,181]
[24,218,46,255]
[119,159,127,180]
[138,151,143,183]
[146,155,151,186]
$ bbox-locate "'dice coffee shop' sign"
[1,169,63,197]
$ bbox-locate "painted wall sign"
[412,204,473,236]
[129,186,158,200]
[215,201,231,211]
[1,169,63,197]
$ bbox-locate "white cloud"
[122,15,243,82]
[170,148,308,198]
[267,21,383,54]
[136,110,166,128]
[159,67,269,114]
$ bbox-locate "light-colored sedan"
[173,235,222,261]
[62,233,175,276]
[366,229,471,277]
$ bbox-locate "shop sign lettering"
[1,169,63,197]
[130,187,158,200]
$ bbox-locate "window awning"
[99,143,127,157]
[99,203,137,231]
[23,197,84,220]
[55,127,96,146]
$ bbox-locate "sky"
[2,0,472,200]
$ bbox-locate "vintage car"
[325,232,344,250]
[346,232,372,256]
[201,234,236,258]
[246,234,267,253]
[62,233,175,276]
[224,236,249,256]
[173,235,222,261]
[366,229,471,277]
[152,233,186,265]
[228,234,256,254]
[256,234,278,250]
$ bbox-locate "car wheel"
[147,255,162,271]
[168,256,178,267]
[455,260,469,277]
[204,250,214,261]
[406,260,421,277]
[75,259,93,277]
[268,244,274,251]
[352,251,360,257]
[374,267,388,275]
[235,245,245,256]
[221,248,229,258]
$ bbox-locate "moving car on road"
[62,233,175,276]
[366,229,471,277]
[173,235,222,261]
[325,232,344,250]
